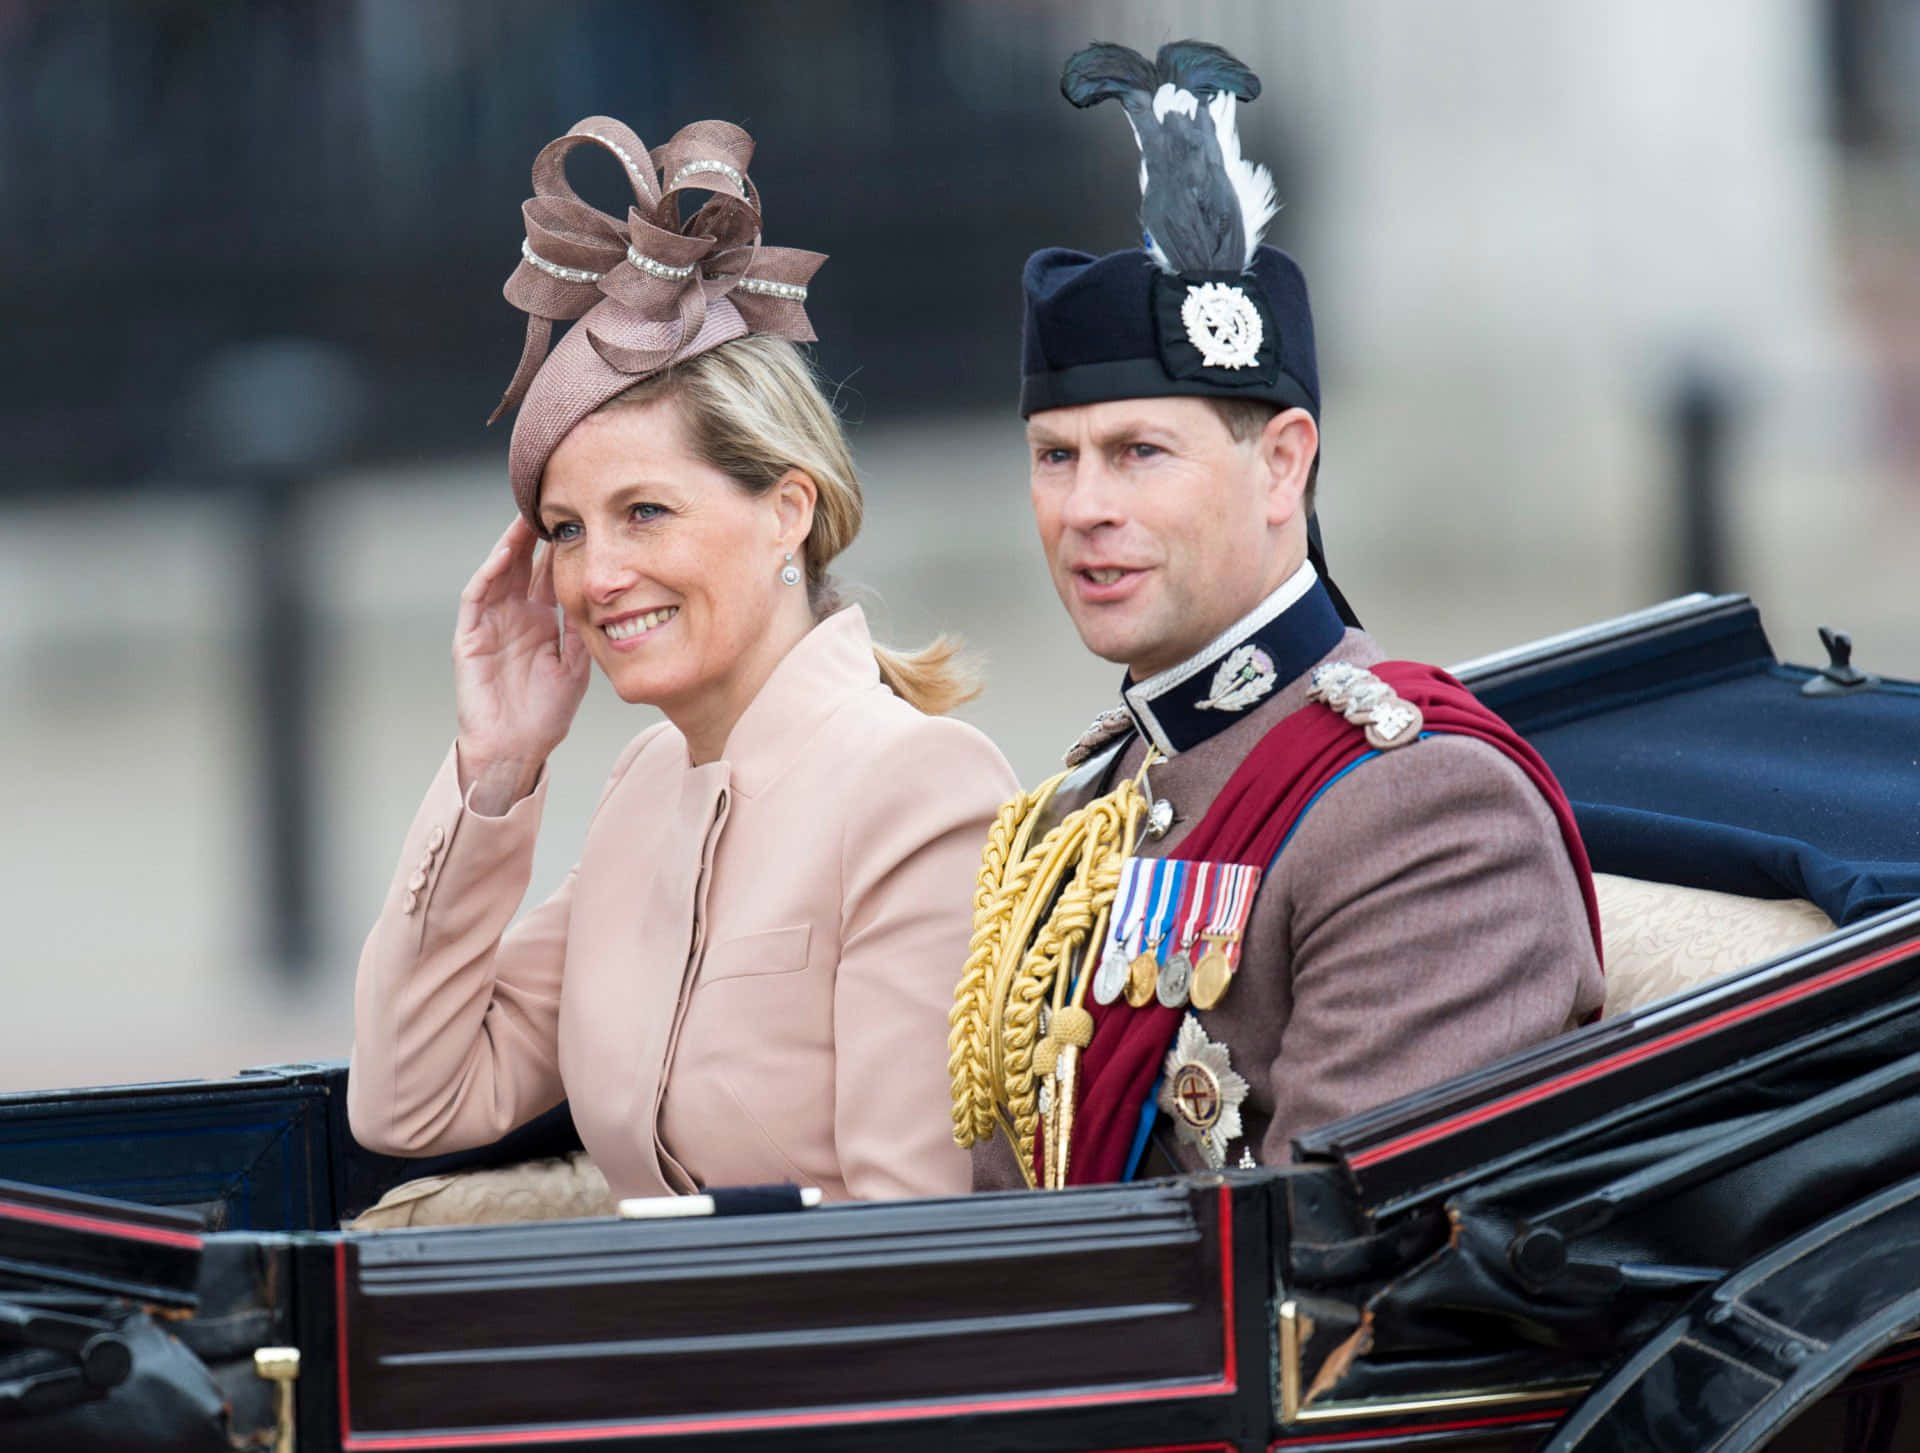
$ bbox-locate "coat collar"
[714,605,882,797]
[1120,560,1346,758]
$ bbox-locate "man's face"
[1027,396,1307,680]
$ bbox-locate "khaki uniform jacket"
[975,627,1604,1187]
[350,606,1017,1203]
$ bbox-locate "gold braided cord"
[947,760,1152,1184]
[998,795,1135,1171]
[947,773,1064,1148]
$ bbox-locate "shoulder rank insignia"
[1196,643,1277,713]
[1157,1014,1250,1169]
[1063,706,1134,767]
[1306,661,1423,750]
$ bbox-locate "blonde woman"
[348,117,1014,1203]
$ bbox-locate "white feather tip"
[1207,91,1278,267]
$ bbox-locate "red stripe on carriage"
[1269,1406,1567,1447]
[1350,934,1920,1172]
[0,1195,203,1251]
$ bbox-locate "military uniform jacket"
[974,570,1604,1188]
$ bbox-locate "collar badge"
[1157,1014,1250,1169]
[1196,643,1277,713]
[1181,281,1263,370]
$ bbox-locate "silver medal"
[1092,943,1130,1006]
[1157,950,1193,1008]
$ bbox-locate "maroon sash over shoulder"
[1060,661,1603,1186]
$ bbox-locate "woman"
[347,115,1015,1203]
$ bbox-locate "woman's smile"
[600,606,679,647]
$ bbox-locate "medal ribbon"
[1156,861,1193,964]
[1206,864,1257,966]
[1144,858,1180,956]
[1176,862,1214,959]
[1109,857,1148,960]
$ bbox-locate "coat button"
[408,871,428,892]
[1145,799,1175,839]
[403,890,419,914]
[427,826,446,853]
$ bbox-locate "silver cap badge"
[1181,282,1263,370]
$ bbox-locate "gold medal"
[1189,930,1241,1010]
[1190,948,1231,1010]
[1125,950,1159,1007]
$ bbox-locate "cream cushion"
[1595,872,1835,1017]
[348,1150,616,1231]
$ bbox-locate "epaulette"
[1063,707,1134,767]
[1305,662,1424,750]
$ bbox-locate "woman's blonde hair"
[596,334,978,716]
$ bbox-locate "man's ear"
[772,468,819,552]
[1258,407,1318,528]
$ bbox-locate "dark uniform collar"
[1120,560,1345,758]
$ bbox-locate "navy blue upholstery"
[1525,665,1920,924]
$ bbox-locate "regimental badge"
[1157,1015,1250,1169]
[1306,662,1424,750]
[1196,644,1277,713]
[1181,282,1264,370]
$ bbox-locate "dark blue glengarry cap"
[1019,243,1319,419]
[1020,39,1321,422]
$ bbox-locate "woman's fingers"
[498,517,537,602]
[459,519,523,607]
[558,608,591,679]
[529,538,558,607]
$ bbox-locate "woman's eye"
[1127,442,1162,460]
[549,521,581,542]
[629,502,665,523]
[1038,448,1072,466]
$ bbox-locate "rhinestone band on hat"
[735,276,808,301]
[593,133,648,185]
[625,246,696,282]
[671,158,745,190]
[520,238,603,284]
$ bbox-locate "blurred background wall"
[2,0,1917,1091]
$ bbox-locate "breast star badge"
[1157,1014,1250,1169]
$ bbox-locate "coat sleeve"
[1260,733,1602,1161]
[348,731,658,1157]
[833,717,1019,1199]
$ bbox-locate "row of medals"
[1092,919,1240,1011]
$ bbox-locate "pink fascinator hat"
[489,115,826,525]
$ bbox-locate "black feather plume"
[1059,38,1277,275]
[1062,42,1159,110]
[1154,40,1261,101]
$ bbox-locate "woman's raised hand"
[453,518,591,812]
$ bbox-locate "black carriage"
[6,591,1920,1453]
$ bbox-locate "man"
[950,40,1603,1190]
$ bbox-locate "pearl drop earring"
[781,552,801,587]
